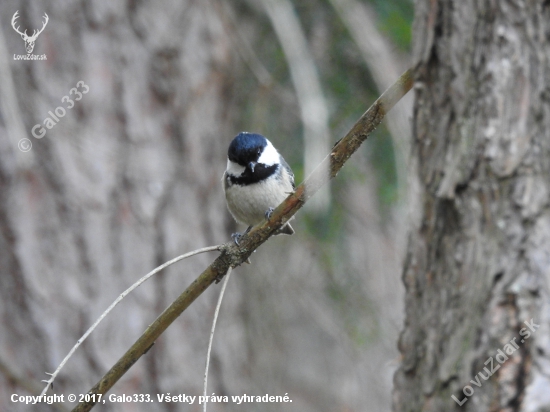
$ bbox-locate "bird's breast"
[224,173,293,226]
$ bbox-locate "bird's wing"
[280,155,295,189]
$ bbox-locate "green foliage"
[224,0,412,366]
[369,128,399,214]
[369,0,414,50]
[302,196,346,241]
[231,0,411,228]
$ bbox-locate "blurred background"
[0,0,413,411]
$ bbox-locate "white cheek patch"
[258,140,280,166]
[226,159,245,176]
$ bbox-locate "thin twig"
[203,268,232,412]
[72,68,413,412]
[41,245,221,396]
[0,357,69,412]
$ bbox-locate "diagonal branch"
[71,68,413,412]
[40,245,222,396]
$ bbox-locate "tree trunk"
[1,1,233,410]
[394,1,550,411]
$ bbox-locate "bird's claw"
[231,232,243,245]
[265,207,274,220]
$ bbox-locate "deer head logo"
[11,11,49,54]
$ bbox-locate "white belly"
[224,175,293,227]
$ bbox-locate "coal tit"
[223,132,295,240]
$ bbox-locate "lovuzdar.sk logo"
[11,10,48,60]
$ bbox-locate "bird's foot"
[265,207,274,220]
[231,226,252,245]
[231,232,242,245]
[229,232,252,266]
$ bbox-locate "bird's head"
[227,132,279,175]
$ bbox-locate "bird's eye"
[257,148,261,156]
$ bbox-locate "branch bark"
[71,68,413,412]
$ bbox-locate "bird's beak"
[248,161,256,173]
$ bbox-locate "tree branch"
[203,268,232,412]
[41,245,222,396]
[71,68,413,412]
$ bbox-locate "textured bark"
[394,1,550,411]
[1,1,232,411]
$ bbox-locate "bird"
[223,132,295,243]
